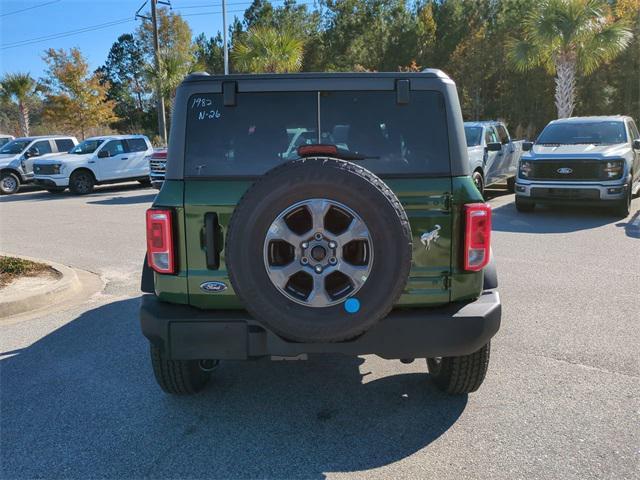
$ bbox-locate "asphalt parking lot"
[1,184,639,479]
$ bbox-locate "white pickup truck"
[464,121,524,195]
[33,135,153,195]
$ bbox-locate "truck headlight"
[52,164,62,174]
[602,160,624,180]
[519,160,533,178]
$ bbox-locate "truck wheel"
[69,170,94,195]
[507,176,515,193]
[150,344,214,394]
[515,196,535,212]
[427,342,490,394]
[138,178,152,187]
[472,171,485,197]
[612,185,631,218]
[0,172,20,195]
[226,158,412,343]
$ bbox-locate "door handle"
[121,157,128,160]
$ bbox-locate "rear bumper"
[139,290,501,360]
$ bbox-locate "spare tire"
[226,158,412,343]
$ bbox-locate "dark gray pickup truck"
[515,116,640,216]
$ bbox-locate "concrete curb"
[0,254,82,318]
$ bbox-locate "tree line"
[1,0,638,143]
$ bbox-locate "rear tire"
[506,176,515,193]
[138,178,152,187]
[515,196,535,212]
[427,342,490,394]
[69,170,94,195]
[150,344,214,395]
[472,171,485,197]
[0,172,20,195]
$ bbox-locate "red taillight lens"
[146,208,175,274]
[464,203,492,271]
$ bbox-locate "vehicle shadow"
[0,183,152,203]
[616,209,640,239]
[87,193,157,205]
[0,298,466,479]
[491,199,622,234]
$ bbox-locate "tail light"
[146,208,175,274]
[464,203,492,271]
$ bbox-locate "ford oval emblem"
[200,281,227,293]
[557,167,573,174]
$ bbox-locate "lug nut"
[301,242,309,249]
[301,257,309,265]
[328,241,336,249]
[329,257,337,265]
[314,233,323,241]
[315,265,323,273]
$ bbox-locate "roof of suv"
[12,135,76,141]
[548,115,630,124]
[182,69,451,84]
[83,135,149,141]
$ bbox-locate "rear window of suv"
[184,90,450,177]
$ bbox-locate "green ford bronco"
[140,70,501,395]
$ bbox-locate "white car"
[0,135,78,194]
[33,135,153,195]
[0,134,14,148]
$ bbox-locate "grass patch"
[0,256,53,287]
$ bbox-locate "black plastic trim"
[140,290,501,360]
[141,254,155,293]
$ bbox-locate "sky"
[0,0,261,79]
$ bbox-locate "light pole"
[222,0,228,75]
[150,0,167,144]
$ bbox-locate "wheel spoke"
[307,199,330,232]
[336,217,370,244]
[265,217,304,247]
[336,261,370,289]
[268,261,302,288]
[306,274,332,307]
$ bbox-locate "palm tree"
[145,49,192,115]
[508,0,632,118]
[0,73,37,136]
[232,26,304,73]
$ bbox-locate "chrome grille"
[150,159,166,174]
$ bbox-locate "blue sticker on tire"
[344,298,360,314]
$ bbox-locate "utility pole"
[150,0,167,144]
[222,0,228,75]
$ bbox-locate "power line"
[0,0,61,18]
[0,0,318,50]
[0,18,135,50]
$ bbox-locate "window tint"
[537,122,627,145]
[101,140,126,156]
[0,138,11,147]
[185,92,317,176]
[127,138,148,152]
[464,126,483,147]
[55,139,75,152]
[32,140,52,155]
[628,121,639,140]
[185,90,450,177]
[319,91,449,175]
[484,128,498,144]
[0,140,30,154]
[495,125,510,144]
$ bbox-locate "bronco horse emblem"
[420,225,441,250]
